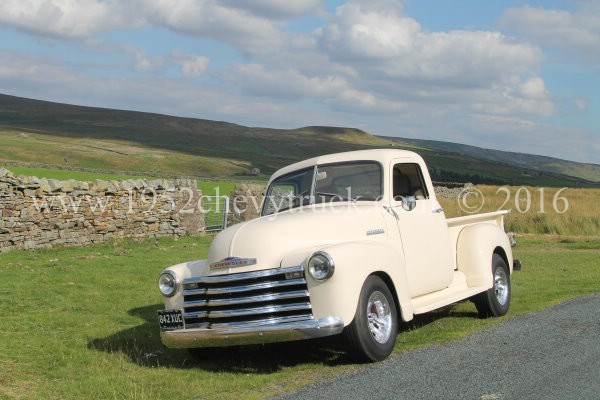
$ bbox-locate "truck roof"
[269,149,424,182]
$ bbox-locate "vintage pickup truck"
[157,149,520,361]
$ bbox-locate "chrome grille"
[182,266,312,329]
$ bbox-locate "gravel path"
[276,293,600,400]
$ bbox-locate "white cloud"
[318,1,421,60]
[574,98,587,111]
[132,49,165,73]
[228,64,347,99]
[519,77,547,100]
[172,52,210,77]
[225,64,404,112]
[218,1,552,119]
[500,2,600,64]
[0,0,133,38]
[141,0,284,54]
[318,2,541,85]
[0,0,285,54]
[220,0,325,20]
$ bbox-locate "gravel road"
[276,293,600,400]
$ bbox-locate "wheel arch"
[370,271,404,323]
[283,241,415,325]
[456,223,513,288]
[493,246,510,273]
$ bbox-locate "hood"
[207,203,388,275]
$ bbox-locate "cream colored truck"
[157,149,521,362]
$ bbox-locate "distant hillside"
[388,137,599,183]
[0,93,597,187]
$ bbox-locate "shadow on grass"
[87,304,354,374]
[401,305,480,331]
[88,303,479,374]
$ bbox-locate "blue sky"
[0,0,598,163]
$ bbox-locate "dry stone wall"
[0,168,204,253]
[228,183,266,225]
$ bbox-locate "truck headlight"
[308,252,335,281]
[158,271,179,297]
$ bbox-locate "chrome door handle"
[433,208,444,213]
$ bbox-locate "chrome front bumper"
[160,316,345,349]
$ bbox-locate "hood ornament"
[210,257,257,270]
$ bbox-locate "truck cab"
[157,149,519,362]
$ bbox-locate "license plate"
[157,309,184,331]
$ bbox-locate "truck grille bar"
[182,266,312,329]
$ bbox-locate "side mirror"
[401,196,416,211]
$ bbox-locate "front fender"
[456,223,513,288]
[281,241,414,325]
[160,260,208,310]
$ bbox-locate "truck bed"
[447,210,509,230]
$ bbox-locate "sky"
[0,0,598,164]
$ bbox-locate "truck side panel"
[456,223,513,288]
[447,210,510,271]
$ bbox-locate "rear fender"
[456,223,513,288]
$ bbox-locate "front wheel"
[473,254,511,318]
[344,275,398,362]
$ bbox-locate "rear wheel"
[474,254,511,317]
[344,275,398,362]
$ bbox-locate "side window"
[392,163,429,200]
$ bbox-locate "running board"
[411,272,490,315]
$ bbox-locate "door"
[390,160,454,297]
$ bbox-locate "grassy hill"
[0,93,597,187]
[391,137,600,184]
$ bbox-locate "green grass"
[197,181,239,197]
[1,234,598,399]
[0,130,251,177]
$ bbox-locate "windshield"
[262,162,382,216]
[262,167,314,216]
[314,162,382,203]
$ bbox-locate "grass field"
[0,130,252,177]
[439,185,600,236]
[1,234,598,399]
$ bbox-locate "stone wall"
[434,182,473,198]
[228,183,266,225]
[0,168,204,253]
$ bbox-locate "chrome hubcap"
[367,291,393,344]
[494,267,509,305]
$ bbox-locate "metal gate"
[201,196,230,232]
